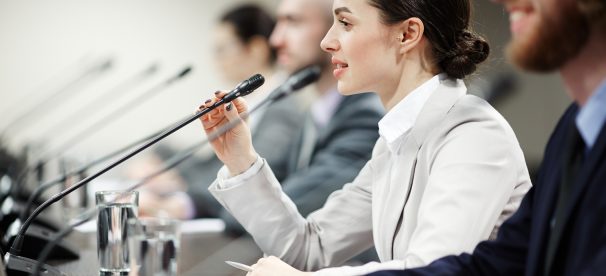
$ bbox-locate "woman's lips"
[332,57,349,79]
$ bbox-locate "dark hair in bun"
[368,0,490,79]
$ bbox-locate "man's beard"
[507,3,590,72]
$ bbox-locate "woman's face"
[213,23,258,84]
[320,0,402,96]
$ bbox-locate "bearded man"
[367,0,606,275]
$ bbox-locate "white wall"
[0,0,278,161]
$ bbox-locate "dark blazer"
[368,104,606,276]
[188,92,384,235]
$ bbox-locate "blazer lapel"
[380,79,466,260]
[519,105,576,276]
[527,128,569,275]
[549,118,606,253]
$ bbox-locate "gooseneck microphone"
[40,66,193,162]
[0,65,189,219]
[1,58,113,136]
[17,126,164,222]
[6,66,190,205]
[17,68,314,223]
[31,66,321,276]
[1,65,160,216]
[8,73,265,259]
[4,73,264,276]
[269,65,322,101]
[35,63,159,138]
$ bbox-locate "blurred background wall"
[0,0,571,177]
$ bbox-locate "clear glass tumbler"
[127,217,181,276]
[96,190,139,275]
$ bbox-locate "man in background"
[139,0,383,242]
[192,0,383,237]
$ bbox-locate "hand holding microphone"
[198,65,321,177]
[199,91,258,176]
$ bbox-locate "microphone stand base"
[4,253,66,276]
[3,222,79,260]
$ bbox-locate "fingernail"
[205,99,211,104]
[226,103,233,111]
[214,91,221,95]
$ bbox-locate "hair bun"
[440,30,490,79]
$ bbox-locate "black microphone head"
[290,66,321,90]
[177,66,193,79]
[248,74,265,89]
[239,74,265,97]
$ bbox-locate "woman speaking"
[198,0,531,275]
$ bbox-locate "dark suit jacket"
[368,104,606,276]
[188,93,384,235]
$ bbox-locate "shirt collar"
[378,73,445,152]
[311,87,343,128]
[576,79,606,150]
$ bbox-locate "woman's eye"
[338,19,351,28]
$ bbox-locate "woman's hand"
[198,91,258,176]
[246,256,313,276]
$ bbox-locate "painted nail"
[214,91,221,95]
[205,99,212,104]
[226,103,233,111]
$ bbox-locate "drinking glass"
[127,217,181,276]
[96,190,139,275]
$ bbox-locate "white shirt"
[378,74,443,153]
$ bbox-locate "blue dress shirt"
[576,79,606,151]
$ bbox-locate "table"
[52,226,263,275]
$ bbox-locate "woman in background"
[199,0,532,275]
[135,5,309,228]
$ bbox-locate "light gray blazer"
[209,78,532,274]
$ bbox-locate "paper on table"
[180,218,225,233]
[75,218,225,233]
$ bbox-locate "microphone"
[1,112,195,247]
[17,127,165,223]
[2,108,188,265]
[1,96,203,262]
[216,73,265,103]
[0,129,170,257]
[1,58,113,136]
[8,70,263,230]
[34,63,160,139]
[39,65,193,162]
[267,65,321,101]
[0,64,173,222]
[6,73,265,263]
[30,68,319,276]
[4,65,192,203]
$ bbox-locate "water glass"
[96,190,139,274]
[127,217,180,276]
